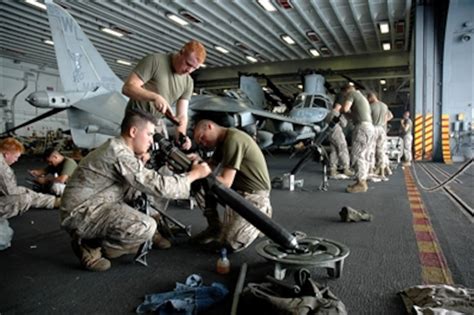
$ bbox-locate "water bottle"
[216,248,230,274]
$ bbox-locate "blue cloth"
[136,274,228,314]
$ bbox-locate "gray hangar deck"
[1,154,472,314]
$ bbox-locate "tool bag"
[239,269,347,315]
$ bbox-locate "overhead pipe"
[10,72,35,129]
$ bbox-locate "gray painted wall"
[442,0,474,160]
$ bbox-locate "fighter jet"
[4,0,126,148]
[189,72,333,149]
[3,0,331,150]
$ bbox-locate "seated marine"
[29,148,77,196]
[0,137,60,221]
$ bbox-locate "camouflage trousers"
[60,201,157,251]
[0,187,55,220]
[351,122,375,181]
[328,124,350,170]
[222,190,272,252]
[403,134,413,162]
[368,125,387,170]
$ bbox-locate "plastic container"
[216,248,230,274]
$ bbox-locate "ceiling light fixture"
[379,21,390,34]
[43,39,54,45]
[277,0,293,9]
[395,39,404,49]
[257,0,277,12]
[306,31,320,42]
[297,84,303,90]
[166,13,189,26]
[245,55,258,63]
[380,79,386,85]
[309,48,320,57]
[281,34,295,45]
[382,42,391,51]
[319,46,330,55]
[100,27,125,38]
[25,0,47,10]
[179,10,201,23]
[116,59,132,66]
[214,46,229,54]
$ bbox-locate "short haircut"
[193,119,215,132]
[367,91,378,99]
[120,108,158,135]
[43,147,59,160]
[0,137,25,154]
[182,40,206,64]
[342,83,355,92]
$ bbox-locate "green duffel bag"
[240,269,347,315]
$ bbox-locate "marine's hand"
[187,153,201,162]
[29,169,41,177]
[180,135,192,150]
[138,152,151,164]
[188,161,211,182]
[35,176,47,185]
[153,95,170,114]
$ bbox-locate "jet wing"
[190,95,313,127]
[71,90,127,125]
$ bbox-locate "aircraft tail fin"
[45,0,123,92]
[239,75,265,109]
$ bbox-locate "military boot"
[346,180,368,193]
[102,244,141,259]
[153,230,171,249]
[192,208,222,245]
[53,197,61,208]
[339,206,373,222]
[71,239,111,272]
[149,214,172,249]
[328,168,338,177]
[376,166,385,177]
[343,168,354,177]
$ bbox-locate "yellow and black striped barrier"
[423,114,433,160]
[441,114,452,164]
[414,114,424,160]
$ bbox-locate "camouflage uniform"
[213,128,272,252]
[345,91,374,182]
[0,154,55,220]
[221,190,272,252]
[369,101,390,172]
[401,118,413,163]
[352,122,375,181]
[60,137,191,252]
[328,114,350,171]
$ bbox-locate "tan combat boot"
[346,180,368,193]
[343,168,354,177]
[53,197,61,208]
[153,230,171,249]
[103,244,141,259]
[328,168,338,177]
[192,208,222,245]
[71,240,111,272]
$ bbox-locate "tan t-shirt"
[213,128,271,193]
[126,53,193,117]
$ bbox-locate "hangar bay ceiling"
[0,0,413,95]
